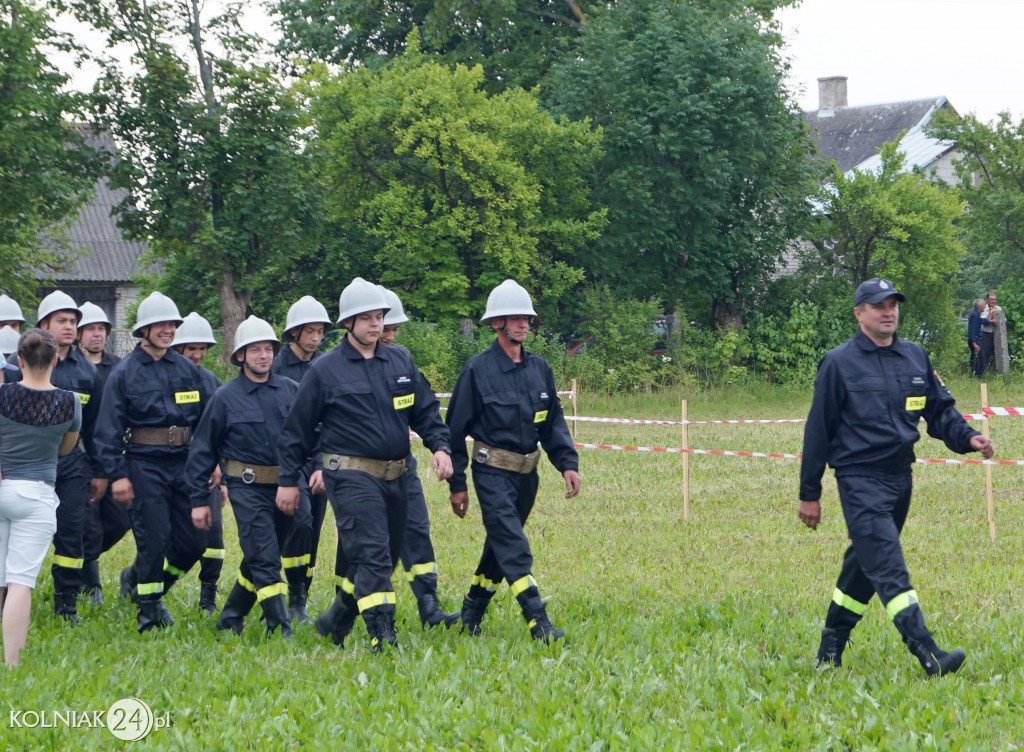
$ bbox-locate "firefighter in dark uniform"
[172,312,225,614]
[271,295,331,624]
[94,291,215,632]
[187,316,298,637]
[7,291,105,623]
[278,278,453,652]
[800,278,994,676]
[446,280,581,643]
[77,302,124,606]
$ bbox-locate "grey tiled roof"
[803,97,945,173]
[41,126,149,284]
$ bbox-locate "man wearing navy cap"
[799,278,994,676]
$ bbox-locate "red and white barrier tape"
[567,414,987,426]
[571,441,1023,467]
[435,390,575,399]
[984,407,1024,416]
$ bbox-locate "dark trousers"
[227,482,295,595]
[198,488,224,585]
[831,470,914,615]
[51,471,91,594]
[127,456,206,601]
[979,331,995,375]
[969,341,981,375]
[279,470,321,587]
[325,469,409,609]
[470,467,540,589]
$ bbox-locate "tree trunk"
[458,317,475,342]
[712,299,742,333]
[217,269,250,363]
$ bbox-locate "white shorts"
[0,479,59,589]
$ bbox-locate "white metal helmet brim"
[231,315,281,363]
[480,279,537,322]
[132,292,184,337]
[336,278,391,326]
[77,301,112,330]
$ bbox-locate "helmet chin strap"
[344,319,376,348]
[142,327,165,352]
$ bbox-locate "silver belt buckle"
[241,467,256,484]
[475,446,490,464]
[327,455,341,471]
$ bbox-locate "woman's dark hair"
[18,327,57,370]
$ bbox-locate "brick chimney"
[817,76,848,110]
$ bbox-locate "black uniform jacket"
[187,371,299,507]
[272,346,320,383]
[446,339,579,494]
[800,329,980,501]
[94,344,215,481]
[277,337,450,487]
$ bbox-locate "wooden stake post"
[682,399,690,521]
[982,383,996,540]
[570,379,578,439]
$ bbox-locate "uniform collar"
[282,344,317,366]
[489,338,529,372]
[340,335,388,362]
[853,328,908,354]
[239,370,280,392]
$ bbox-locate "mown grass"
[5,376,1024,749]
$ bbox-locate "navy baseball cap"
[854,278,906,306]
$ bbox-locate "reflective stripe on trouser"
[399,456,441,600]
[225,481,296,599]
[51,470,90,593]
[199,486,224,584]
[831,470,916,616]
[832,588,869,616]
[324,466,409,607]
[280,463,323,586]
[470,465,540,591]
[127,456,206,602]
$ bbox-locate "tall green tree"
[0,0,101,301]
[802,141,966,352]
[73,0,321,353]
[277,0,601,94]
[542,0,815,330]
[307,38,605,323]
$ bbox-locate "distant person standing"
[979,292,1004,375]
[967,299,984,376]
[0,329,82,666]
[989,293,1010,375]
[800,278,993,676]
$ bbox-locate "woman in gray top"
[0,329,81,666]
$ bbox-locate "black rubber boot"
[137,599,174,633]
[417,593,460,629]
[894,606,965,677]
[288,582,312,625]
[315,592,359,647]
[260,594,293,639]
[517,588,564,644]
[82,560,103,606]
[460,592,494,637]
[363,606,398,653]
[216,582,258,635]
[198,582,218,615]
[54,592,81,625]
[120,564,138,603]
[815,603,862,668]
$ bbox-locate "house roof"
[41,126,149,285]
[803,96,956,175]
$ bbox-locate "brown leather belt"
[128,426,193,447]
[322,453,407,481]
[472,441,540,474]
[224,460,280,485]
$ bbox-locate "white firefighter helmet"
[283,296,332,340]
[0,326,19,356]
[336,278,389,327]
[36,290,81,325]
[77,302,112,331]
[480,279,537,322]
[0,294,25,324]
[172,312,217,347]
[132,292,184,337]
[379,286,409,326]
[231,315,280,364]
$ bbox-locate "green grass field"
[5,376,1024,750]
